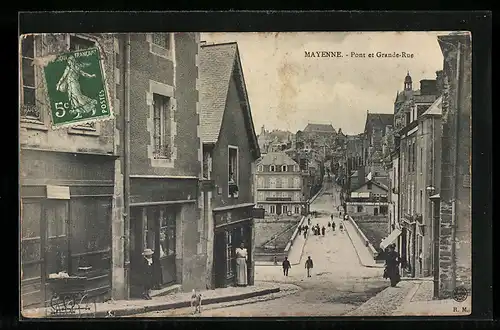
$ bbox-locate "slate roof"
[422,96,443,116]
[199,43,237,143]
[303,123,336,134]
[199,42,260,158]
[256,152,298,166]
[365,113,394,132]
[353,179,389,192]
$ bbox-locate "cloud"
[201,32,446,134]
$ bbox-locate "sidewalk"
[343,218,384,268]
[21,282,282,319]
[347,279,472,317]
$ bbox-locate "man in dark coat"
[384,244,401,287]
[321,226,326,236]
[332,221,336,232]
[142,248,155,300]
[305,256,314,277]
[282,257,291,276]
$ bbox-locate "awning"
[380,229,402,250]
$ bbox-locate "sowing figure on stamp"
[56,55,98,118]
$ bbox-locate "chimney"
[420,79,438,96]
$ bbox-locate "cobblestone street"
[146,180,391,317]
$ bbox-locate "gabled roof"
[304,123,336,134]
[256,152,298,166]
[422,96,443,117]
[199,42,260,159]
[364,113,394,133]
[352,179,389,192]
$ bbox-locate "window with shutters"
[20,35,41,122]
[153,93,172,159]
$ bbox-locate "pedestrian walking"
[384,244,401,287]
[332,221,336,231]
[339,222,344,233]
[308,217,311,226]
[339,211,341,217]
[298,225,302,236]
[141,248,155,300]
[328,221,331,227]
[330,214,334,221]
[282,257,291,276]
[321,226,326,236]
[305,256,314,277]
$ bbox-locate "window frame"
[152,33,171,50]
[20,35,42,124]
[152,93,172,160]
[269,205,276,214]
[270,165,276,172]
[281,165,288,172]
[147,33,173,60]
[228,145,239,198]
[225,230,234,278]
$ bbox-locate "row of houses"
[20,33,263,307]
[384,33,471,299]
[338,32,471,299]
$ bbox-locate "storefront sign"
[43,47,111,127]
[46,185,70,200]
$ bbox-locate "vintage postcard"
[20,31,472,318]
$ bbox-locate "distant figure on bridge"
[321,226,326,236]
[305,256,314,277]
[303,225,308,238]
[282,257,291,276]
[298,225,302,236]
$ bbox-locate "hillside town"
[20,32,471,318]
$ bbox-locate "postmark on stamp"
[43,47,111,127]
[452,286,469,303]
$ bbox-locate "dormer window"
[257,165,263,172]
[270,165,276,172]
[281,165,287,172]
[367,182,373,190]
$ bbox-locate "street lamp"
[427,186,440,299]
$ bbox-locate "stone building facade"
[20,33,119,307]
[436,33,472,298]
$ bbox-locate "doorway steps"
[150,284,182,298]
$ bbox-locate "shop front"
[128,177,198,298]
[20,149,115,308]
[212,204,254,289]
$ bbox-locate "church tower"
[404,71,413,91]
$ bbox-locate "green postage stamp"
[43,47,112,127]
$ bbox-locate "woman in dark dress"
[384,244,401,287]
[142,248,155,300]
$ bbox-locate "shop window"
[283,205,288,214]
[225,230,234,278]
[21,200,42,280]
[270,205,276,214]
[20,35,41,122]
[153,93,172,159]
[357,205,363,212]
[159,209,176,258]
[380,205,388,215]
[45,201,69,276]
[294,206,300,214]
[228,146,239,197]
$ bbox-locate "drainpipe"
[430,194,440,299]
[451,41,462,291]
[123,33,131,299]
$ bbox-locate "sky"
[201,32,449,135]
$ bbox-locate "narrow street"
[190,179,389,317]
